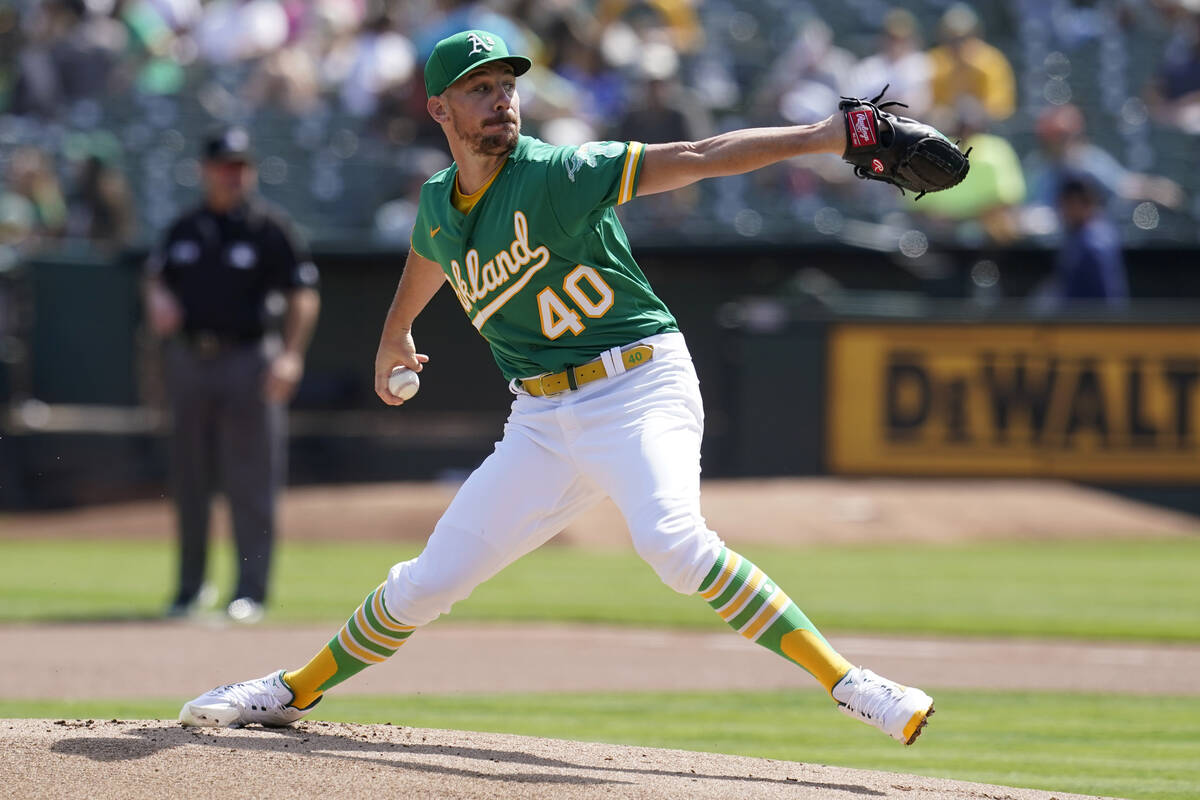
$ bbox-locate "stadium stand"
[0,1,1194,252]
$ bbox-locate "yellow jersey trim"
[452,157,508,214]
[618,141,645,205]
[409,234,433,261]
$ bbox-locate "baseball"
[387,365,420,401]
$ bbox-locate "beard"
[453,111,520,157]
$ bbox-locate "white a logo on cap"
[466,32,495,55]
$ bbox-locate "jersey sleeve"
[267,215,319,291]
[544,140,646,235]
[409,188,435,261]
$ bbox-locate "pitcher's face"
[437,63,521,157]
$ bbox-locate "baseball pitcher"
[180,29,961,745]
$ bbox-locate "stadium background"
[3,4,1200,797]
[1,0,1199,511]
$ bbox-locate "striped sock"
[697,547,852,693]
[282,582,415,708]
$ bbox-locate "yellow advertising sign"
[827,324,1200,480]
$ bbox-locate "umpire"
[143,125,320,623]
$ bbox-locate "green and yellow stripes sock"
[282,583,415,708]
[697,547,852,693]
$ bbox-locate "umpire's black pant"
[165,338,284,605]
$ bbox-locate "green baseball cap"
[424,30,532,97]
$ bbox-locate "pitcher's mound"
[5,719,1118,800]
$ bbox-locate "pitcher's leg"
[575,349,850,683]
[577,349,933,743]
[695,547,850,689]
[573,345,722,594]
[282,408,603,706]
[382,422,605,626]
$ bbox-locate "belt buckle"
[526,370,566,396]
[542,371,569,396]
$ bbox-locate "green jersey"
[410,135,679,381]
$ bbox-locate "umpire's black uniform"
[145,127,319,622]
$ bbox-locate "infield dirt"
[1,718,1123,800]
[4,477,1194,799]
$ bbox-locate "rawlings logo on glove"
[847,109,878,148]
[840,86,971,199]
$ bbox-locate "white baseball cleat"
[832,666,934,745]
[179,670,318,728]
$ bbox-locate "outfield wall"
[2,245,1199,509]
[721,305,1200,481]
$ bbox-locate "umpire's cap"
[202,126,254,163]
[424,30,531,97]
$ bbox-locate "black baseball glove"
[840,86,971,199]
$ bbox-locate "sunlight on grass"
[1,537,1198,642]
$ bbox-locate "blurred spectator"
[1150,0,1200,23]
[9,0,123,118]
[1145,8,1200,133]
[324,9,416,118]
[195,0,289,65]
[614,67,708,144]
[0,0,1191,248]
[0,190,38,248]
[908,101,1026,245]
[926,3,1016,122]
[413,0,531,61]
[0,3,21,82]
[1031,172,1128,313]
[118,0,201,95]
[1022,104,1184,232]
[1014,0,1141,50]
[752,15,855,125]
[372,146,450,244]
[0,147,66,247]
[314,0,367,94]
[509,0,595,58]
[594,0,704,59]
[244,38,321,115]
[550,27,626,138]
[63,152,137,251]
[849,8,932,118]
[613,67,710,223]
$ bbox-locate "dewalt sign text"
[827,324,1200,480]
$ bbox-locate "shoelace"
[218,678,286,714]
[842,675,903,721]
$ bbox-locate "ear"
[427,95,448,124]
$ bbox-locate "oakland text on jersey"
[412,134,677,380]
[447,209,550,328]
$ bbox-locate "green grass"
[3,689,1197,800]
[4,535,1198,799]
[1,537,1198,641]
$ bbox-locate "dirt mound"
[0,719,1118,800]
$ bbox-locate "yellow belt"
[521,344,655,397]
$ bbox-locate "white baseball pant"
[381,332,725,626]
